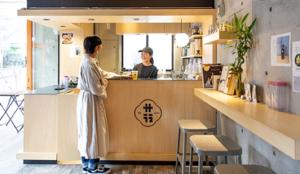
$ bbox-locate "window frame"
[121,34,174,71]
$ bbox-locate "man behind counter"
[133,47,158,79]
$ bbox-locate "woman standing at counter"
[133,47,158,79]
[77,36,110,174]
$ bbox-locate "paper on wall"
[292,41,300,93]
[271,32,291,66]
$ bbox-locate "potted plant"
[229,13,256,97]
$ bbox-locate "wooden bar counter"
[194,88,300,160]
[17,80,216,164]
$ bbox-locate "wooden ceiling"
[18,8,216,30]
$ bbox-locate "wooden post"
[26,20,33,90]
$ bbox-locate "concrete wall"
[214,0,300,173]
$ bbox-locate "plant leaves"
[241,13,249,25]
[249,18,257,31]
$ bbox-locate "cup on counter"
[63,76,70,88]
[131,71,138,80]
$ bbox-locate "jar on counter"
[63,76,70,88]
[266,81,290,112]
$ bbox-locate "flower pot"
[235,72,244,97]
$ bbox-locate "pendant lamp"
[175,19,189,47]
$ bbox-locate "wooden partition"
[26,20,33,90]
[18,80,216,163]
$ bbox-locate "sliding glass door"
[32,23,59,89]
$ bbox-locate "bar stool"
[175,120,216,174]
[189,135,242,174]
[215,164,276,174]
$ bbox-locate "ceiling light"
[175,33,189,47]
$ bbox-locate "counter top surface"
[27,79,201,95]
[26,85,73,95]
[194,88,300,160]
[107,77,200,81]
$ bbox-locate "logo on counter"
[134,99,162,127]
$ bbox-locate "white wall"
[59,29,83,82]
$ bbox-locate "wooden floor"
[0,97,208,174]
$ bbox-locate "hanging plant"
[229,13,257,96]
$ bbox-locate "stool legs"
[224,156,228,164]
[175,128,181,174]
[182,131,187,174]
[197,154,203,174]
[238,154,242,164]
[189,146,193,174]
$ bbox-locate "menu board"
[202,64,223,89]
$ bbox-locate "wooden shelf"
[190,34,202,40]
[194,88,300,160]
[181,55,202,59]
[203,31,236,45]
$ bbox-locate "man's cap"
[138,47,153,55]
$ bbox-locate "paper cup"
[131,71,138,80]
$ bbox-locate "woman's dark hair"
[83,36,102,54]
[150,57,154,64]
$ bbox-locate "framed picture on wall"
[61,33,74,44]
[271,32,291,66]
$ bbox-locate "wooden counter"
[194,88,300,160]
[17,80,216,163]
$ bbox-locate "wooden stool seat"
[215,164,276,174]
[190,135,242,156]
[189,135,242,174]
[178,120,215,132]
[175,120,216,174]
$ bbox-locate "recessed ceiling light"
[88,18,95,21]
[43,18,50,21]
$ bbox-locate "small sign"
[134,99,162,127]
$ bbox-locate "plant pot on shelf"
[235,72,244,97]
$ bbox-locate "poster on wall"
[61,33,74,44]
[292,41,300,93]
[271,32,291,66]
[202,64,222,89]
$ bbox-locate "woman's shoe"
[82,167,89,174]
[88,166,111,174]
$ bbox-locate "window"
[122,34,173,71]
[122,34,146,70]
[148,34,173,70]
[0,1,26,92]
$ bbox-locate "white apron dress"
[77,54,109,159]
